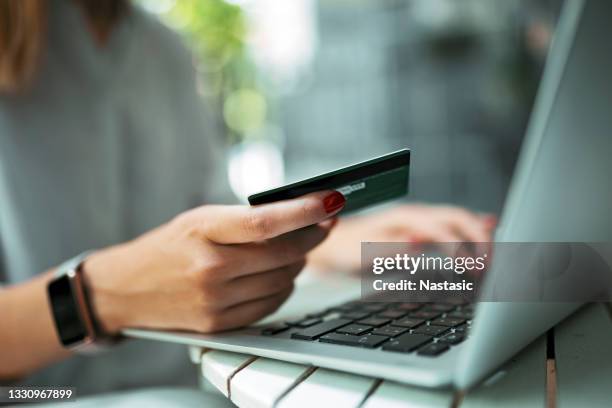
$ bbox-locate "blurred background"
[138,0,562,214]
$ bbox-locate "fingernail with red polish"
[483,215,498,227]
[323,191,346,214]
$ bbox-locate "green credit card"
[248,149,410,214]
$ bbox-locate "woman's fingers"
[217,224,331,279]
[220,260,305,308]
[194,190,345,244]
[412,224,463,243]
[397,206,491,243]
[446,209,491,243]
[211,286,294,332]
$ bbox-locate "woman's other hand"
[308,204,496,272]
[83,191,345,335]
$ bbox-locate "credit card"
[248,149,410,214]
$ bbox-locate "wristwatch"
[47,251,118,352]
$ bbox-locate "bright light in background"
[228,140,284,202]
[139,0,176,15]
[137,0,308,197]
[225,0,254,6]
[411,0,503,33]
[223,88,268,134]
[224,0,316,197]
[242,0,317,85]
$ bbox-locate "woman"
[0,0,493,398]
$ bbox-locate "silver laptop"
[125,0,612,390]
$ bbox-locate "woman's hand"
[83,191,346,335]
[308,204,496,272]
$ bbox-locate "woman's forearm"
[0,270,71,381]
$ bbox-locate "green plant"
[152,0,267,143]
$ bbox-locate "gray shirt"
[0,0,231,394]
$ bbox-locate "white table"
[187,275,612,407]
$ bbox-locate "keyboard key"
[297,318,323,328]
[417,342,450,356]
[359,304,389,313]
[377,309,407,319]
[322,312,342,320]
[431,317,466,327]
[336,324,372,335]
[261,324,289,335]
[445,298,470,306]
[448,310,473,320]
[306,309,330,318]
[291,319,352,341]
[409,310,442,320]
[392,303,422,311]
[285,318,322,328]
[454,324,469,334]
[357,317,391,327]
[422,304,456,313]
[371,325,409,337]
[319,333,388,348]
[413,325,449,337]
[284,318,303,326]
[381,333,432,353]
[340,311,371,321]
[391,318,425,329]
[328,304,356,313]
[438,333,465,345]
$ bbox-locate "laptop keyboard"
[260,300,473,357]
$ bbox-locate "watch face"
[48,275,87,345]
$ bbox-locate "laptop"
[125,0,612,390]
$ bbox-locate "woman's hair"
[0,0,126,93]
